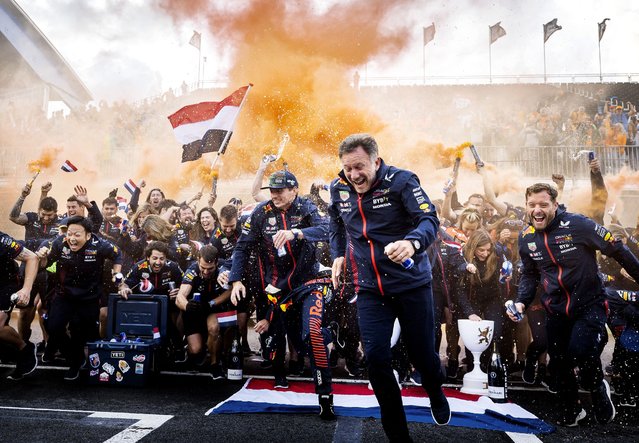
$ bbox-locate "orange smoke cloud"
[159,0,413,186]
[27,146,63,173]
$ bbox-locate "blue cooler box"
[86,294,168,386]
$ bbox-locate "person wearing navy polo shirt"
[329,133,450,441]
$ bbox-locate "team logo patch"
[221,238,228,245]
[268,217,276,226]
[419,203,430,212]
[339,190,349,201]
[522,226,535,237]
[527,242,537,252]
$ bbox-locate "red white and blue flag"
[61,160,78,172]
[167,85,251,163]
[208,379,554,435]
[124,179,138,195]
[116,196,128,212]
[217,310,237,327]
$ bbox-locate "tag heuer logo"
[527,242,537,252]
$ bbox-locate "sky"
[16,0,639,104]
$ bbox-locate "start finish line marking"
[0,406,173,443]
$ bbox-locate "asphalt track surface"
[1,317,636,443]
[2,355,637,443]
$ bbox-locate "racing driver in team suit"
[329,133,450,442]
[509,183,639,426]
[228,170,336,420]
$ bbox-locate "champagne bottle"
[488,342,507,403]
[227,327,243,381]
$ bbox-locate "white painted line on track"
[0,406,172,443]
[91,411,173,443]
[505,431,543,443]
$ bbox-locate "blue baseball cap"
[261,170,299,189]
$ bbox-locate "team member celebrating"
[36,216,122,381]
[329,133,450,441]
[509,183,639,426]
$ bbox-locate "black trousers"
[47,295,99,367]
[358,282,444,441]
[546,302,607,411]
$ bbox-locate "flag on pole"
[123,179,138,195]
[598,18,610,42]
[168,85,251,163]
[423,23,436,46]
[60,160,78,172]
[543,19,562,43]
[189,30,201,50]
[489,22,507,44]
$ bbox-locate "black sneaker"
[64,365,81,381]
[209,364,225,380]
[446,359,459,379]
[274,374,289,389]
[591,380,616,424]
[319,394,336,420]
[428,387,451,425]
[522,359,537,384]
[7,342,38,381]
[557,407,587,427]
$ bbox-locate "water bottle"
[10,293,19,306]
[499,259,513,284]
[193,292,201,302]
[488,342,508,403]
[114,272,124,286]
[221,270,231,290]
[226,327,244,381]
[505,300,523,322]
[168,281,176,291]
[588,151,596,161]
[401,258,414,270]
[442,178,454,194]
[274,235,286,257]
[121,219,128,234]
[118,332,127,342]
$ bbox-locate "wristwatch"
[411,240,421,252]
[291,228,302,240]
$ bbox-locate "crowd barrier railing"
[474,144,639,179]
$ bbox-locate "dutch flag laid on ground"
[208,379,555,435]
[60,160,78,172]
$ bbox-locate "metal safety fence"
[474,144,639,179]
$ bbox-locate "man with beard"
[174,204,198,270]
[9,181,60,346]
[509,183,639,426]
[36,216,122,381]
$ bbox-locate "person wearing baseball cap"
[228,168,335,419]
